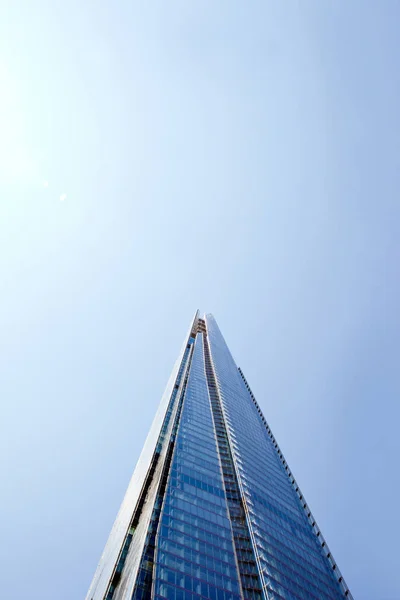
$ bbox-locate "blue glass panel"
[153,334,242,600]
[206,314,347,600]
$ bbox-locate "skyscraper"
[87,312,352,600]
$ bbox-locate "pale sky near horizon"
[1,2,400,599]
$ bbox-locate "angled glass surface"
[206,314,348,600]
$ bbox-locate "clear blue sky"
[1,2,399,599]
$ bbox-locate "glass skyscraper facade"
[87,313,352,600]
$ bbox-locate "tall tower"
[87,312,352,600]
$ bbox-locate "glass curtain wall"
[86,313,352,600]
